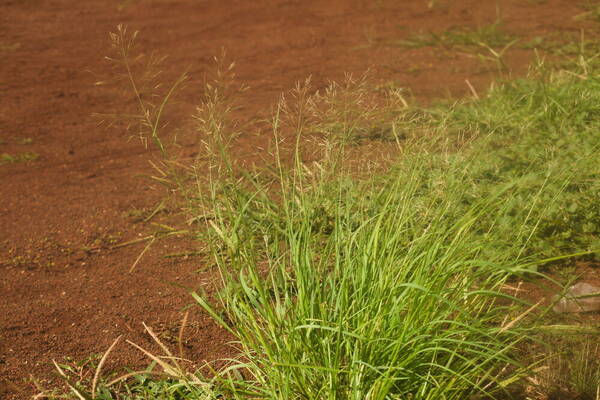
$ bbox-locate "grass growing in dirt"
[398,20,517,50]
[0,151,38,165]
[395,20,519,71]
[51,28,599,399]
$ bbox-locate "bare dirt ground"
[1,0,598,398]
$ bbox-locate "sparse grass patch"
[17,137,33,145]
[396,21,519,71]
[0,136,33,145]
[574,1,600,22]
[0,151,39,165]
[125,202,167,223]
[41,352,216,400]
[398,21,517,50]
[521,31,600,59]
[525,332,600,399]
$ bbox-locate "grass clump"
[186,60,600,396]
[196,150,537,399]
[55,28,600,399]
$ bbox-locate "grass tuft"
[52,28,600,399]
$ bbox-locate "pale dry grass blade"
[178,310,190,360]
[500,299,543,333]
[92,335,122,399]
[465,79,480,99]
[142,322,175,359]
[129,236,155,272]
[125,339,181,378]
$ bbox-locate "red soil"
[0,0,596,398]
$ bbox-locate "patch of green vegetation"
[522,32,600,54]
[0,151,39,165]
[52,27,599,399]
[0,136,33,145]
[423,67,600,260]
[573,1,600,22]
[396,21,519,71]
[43,353,215,400]
[398,21,517,50]
[520,32,600,75]
[125,202,166,223]
[125,207,151,222]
